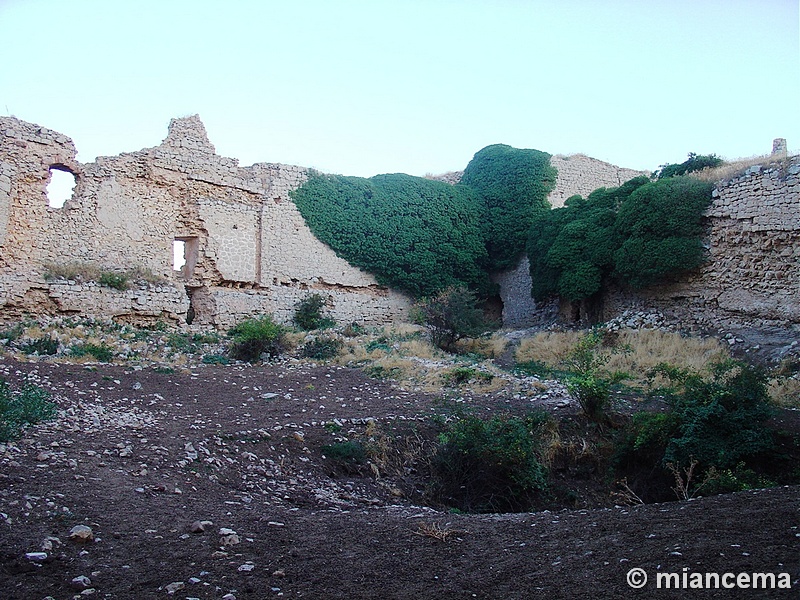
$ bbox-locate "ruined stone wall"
[0,116,411,328]
[495,155,649,327]
[602,157,800,334]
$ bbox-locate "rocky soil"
[0,356,798,599]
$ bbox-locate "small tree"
[563,330,628,422]
[415,286,493,352]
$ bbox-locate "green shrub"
[300,335,343,360]
[98,271,130,291]
[227,315,287,362]
[459,144,557,271]
[527,175,714,301]
[416,286,495,353]
[0,378,57,442]
[322,441,367,473]
[653,152,724,180]
[614,359,776,500]
[431,412,551,513]
[20,336,59,356]
[202,354,230,365]
[443,366,494,386]
[69,343,114,362]
[291,172,491,298]
[562,330,628,421]
[165,332,197,353]
[0,323,24,343]
[293,294,335,331]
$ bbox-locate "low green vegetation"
[300,335,343,360]
[293,294,336,331]
[414,286,496,353]
[0,378,56,442]
[69,343,114,362]
[430,412,552,513]
[227,315,287,363]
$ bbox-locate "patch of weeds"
[69,343,114,362]
[301,336,343,360]
[20,336,59,356]
[342,322,366,337]
[443,366,494,386]
[192,331,221,345]
[365,338,392,353]
[324,421,343,434]
[514,360,551,378]
[322,441,367,473]
[98,271,131,291]
[293,293,336,331]
[364,365,401,380]
[152,366,175,374]
[0,378,57,442]
[202,354,230,365]
[166,332,197,353]
[0,323,24,344]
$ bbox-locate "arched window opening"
[46,166,76,209]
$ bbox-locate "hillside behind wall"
[0,116,411,328]
[494,155,649,327]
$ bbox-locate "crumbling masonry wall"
[0,116,411,328]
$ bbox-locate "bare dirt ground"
[1,357,798,599]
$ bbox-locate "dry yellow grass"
[455,333,509,359]
[516,328,729,384]
[769,377,800,408]
[689,153,796,183]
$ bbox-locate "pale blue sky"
[1,0,798,177]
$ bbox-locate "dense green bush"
[291,172,491,298]
[227,315,287,363]
[460,144,557,271]
[613,177,714,288]
[0,378,56,442]
[293,294,335,331]
[431,412,551,513]
[415,286,495,352]
[98,271,130,291]
[653,152,723,180]
[20,336,59,356]
[528,175,713,301]
[614,359,776,500]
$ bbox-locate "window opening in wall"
[173,237,199,279]
[46,166,76,208]
[173,240,186,271]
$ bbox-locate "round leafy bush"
[294,294,335,331]
[227,315,287,363]
[431,412,551,513]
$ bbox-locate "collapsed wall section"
[0,115,411,329]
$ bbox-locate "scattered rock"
[71,575,92,590]
[219,528,240,547]
[25,552,48,562]
[165,581,185,594]
[68,525,94,543]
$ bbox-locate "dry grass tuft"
[768,377,800,408]
[515,330,583,366]
[412,522,467,542]
[689,153,796,184]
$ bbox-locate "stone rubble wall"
[0,115,411,328]
[495,155,649,327]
